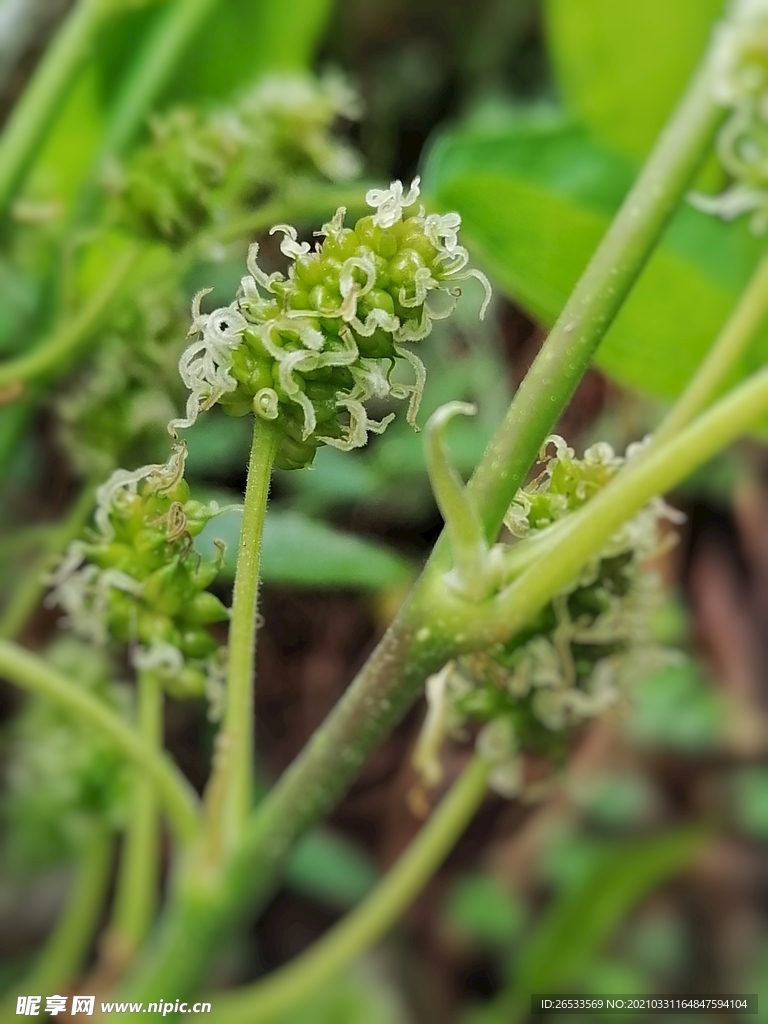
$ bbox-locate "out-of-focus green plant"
[3,1,768,1021]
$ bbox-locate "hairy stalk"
[3,827,112,1012]
[0,245,141,394]
[654,252,768,444]
[0,639,200,842]
[122,37,729,1003]
[109,670,164,961]
[203,419,279,856]
[211,757,490,1024]
[0,482,96,638]
[0,0,107,217]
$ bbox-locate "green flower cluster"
[172,178,491,469]
[108,74,361,245]
[49,446,229,702]
[694,0,768,231]
[414,437,682,798]
[2,640,130,868]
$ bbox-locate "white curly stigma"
[93,443,188,540]
[269,224,311,260]
[366,177,421,228]
[694,0,768,232]
[169,292,245,434]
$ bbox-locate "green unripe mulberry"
[171,178,491,469]
[50,445,229,705]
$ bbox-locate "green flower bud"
[186,591,229,625]
[164,663,207,700]
[179,628,218,659]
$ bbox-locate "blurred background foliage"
[3,0,768,1022]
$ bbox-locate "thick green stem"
[465,57,723,544]
[0,244,140,393]
[211,757,490,1024]
[654,252,768,444]
[0,0,106,217]
[5,828,113,1006]
[203,419,279,854]
[110,670,164,957]
[0,482,96,639]
[0,639,199,842]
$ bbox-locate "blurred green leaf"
[21,65,105,209]
[443,872,525,947]
[183,413,253,480]
[470,829,708,1024]
[577,958,651,1001]
[0,263,38,355]
[627,662,725,752]
[570,772,660,830]
[423,108,765,400]
[167,0,336,102]
[625,908,689,979]
[544,0,725,161]
[539,827,608,893]
[733,767,768,840]
[286,829,378,910]
[516,828,707,995]
[197,506,413,589]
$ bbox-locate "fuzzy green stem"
[0,638,200,842]
[203,418,279,854]
[0,0,107,217]
[0,482,96,639]
[464,56,723,544]
[98,0,218,162]
[211,757,490,1024]
[5,828,113,1006]
[0,244,141,393]
[110,670,164,957]
[654,252,768,444]
[483,365,768,646]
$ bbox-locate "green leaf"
[423,108,767,400]
[469,829,708,1024]
[286,828,378,910]
[196,506,413,590]
[733,767,768,839]
[166,0,337,103]
[443,872,524,947]
[544,0,726,161]
[21,65,105,210]
[627,662,725,752]
[515,828,708,995]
